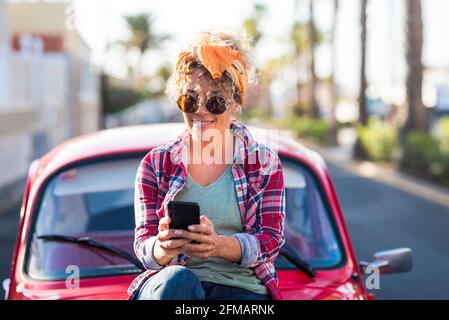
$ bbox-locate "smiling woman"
[129,31,286,300]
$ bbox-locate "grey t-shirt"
[174,165,269,295]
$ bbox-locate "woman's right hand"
[153,216,190,266]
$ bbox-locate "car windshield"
[26,155,343,280]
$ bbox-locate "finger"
[200,215,213,226]
[158,229,184,241]
[158,216,171,232]
[188,224,212,235]
[183,243,214,253]
[159,239,190,250]
[177,230,211,244]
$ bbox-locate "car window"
[26,158,140,280]
[26,155,343,281]
[275,158,343,270]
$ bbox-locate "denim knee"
[137,266,204,300]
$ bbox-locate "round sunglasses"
[177,94,228,115]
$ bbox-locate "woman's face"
[180,68,238,141]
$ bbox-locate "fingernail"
[188,226,195,231]
[174,230,182,236]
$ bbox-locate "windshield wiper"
[37,234,145,272]
[279,242,316,278]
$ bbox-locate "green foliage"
[400,132,449,186]
[290,22,309,54]
[239,108,271,123]
[437,116,449,150]
[354,123,398,162]
[290,21,326,54]
[148,64,172,97]
[242,3,266,46]
[101,75,146,114]
[122,13,169,54]
[288,117,329,144]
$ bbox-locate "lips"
[192,119,214,126]
[192,120,215,132]
[192,119,214,123]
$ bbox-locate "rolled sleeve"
[140,236,164,270]
[232,233,259,268]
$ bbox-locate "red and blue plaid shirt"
[128,120,286,300]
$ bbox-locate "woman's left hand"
[180,215,223,259]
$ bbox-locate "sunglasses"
[177,94,228,115]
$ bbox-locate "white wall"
[0,0,9,108]
[0,112,33,187]
[1,47,72,192]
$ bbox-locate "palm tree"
[308,0,320,119]
[290,21,309,114]
[242,3,266,47]
[358,0,369,126]
[402,0,427,137]
[260,56,290,116]
[242,3,267,113]
[121,13,169,78]
[328,0,340,146]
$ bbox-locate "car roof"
[34,123,327,178]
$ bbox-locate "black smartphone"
[167,201,201,231]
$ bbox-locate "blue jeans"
[135,266,272,300]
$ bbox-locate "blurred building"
[0,0,99,210]
[0,0,8,108]
[9,0,100,143]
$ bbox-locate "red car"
[4,123,412,300]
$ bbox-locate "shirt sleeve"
[233,152,286,268]
[133,154,164,270]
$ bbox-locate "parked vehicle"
[4,123,412,300]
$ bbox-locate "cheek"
[216,113,232,128]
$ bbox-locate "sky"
[73,0,449,99]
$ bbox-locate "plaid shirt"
[128,120,286,300]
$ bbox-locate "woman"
[128,32,286,300]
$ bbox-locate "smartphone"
[167,201,201,231]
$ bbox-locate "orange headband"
[175,37,249,104]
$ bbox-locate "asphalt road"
[328,162,449,300]
[1,161,449,300]
[0,202,21,300]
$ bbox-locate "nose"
[194,95,210,115]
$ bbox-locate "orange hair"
[174,33,249,105]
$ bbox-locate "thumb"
[200,215,212,226]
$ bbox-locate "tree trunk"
[308,0,320,118]
[358,0,369,126]
[402,0,427,138]
[328,0,340,146]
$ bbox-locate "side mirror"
[360,248,413,275]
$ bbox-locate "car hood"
[57,282,363,301]
[12,272,365,300]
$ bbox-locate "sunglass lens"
[206,96,227,115]
[177,95,198,113]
